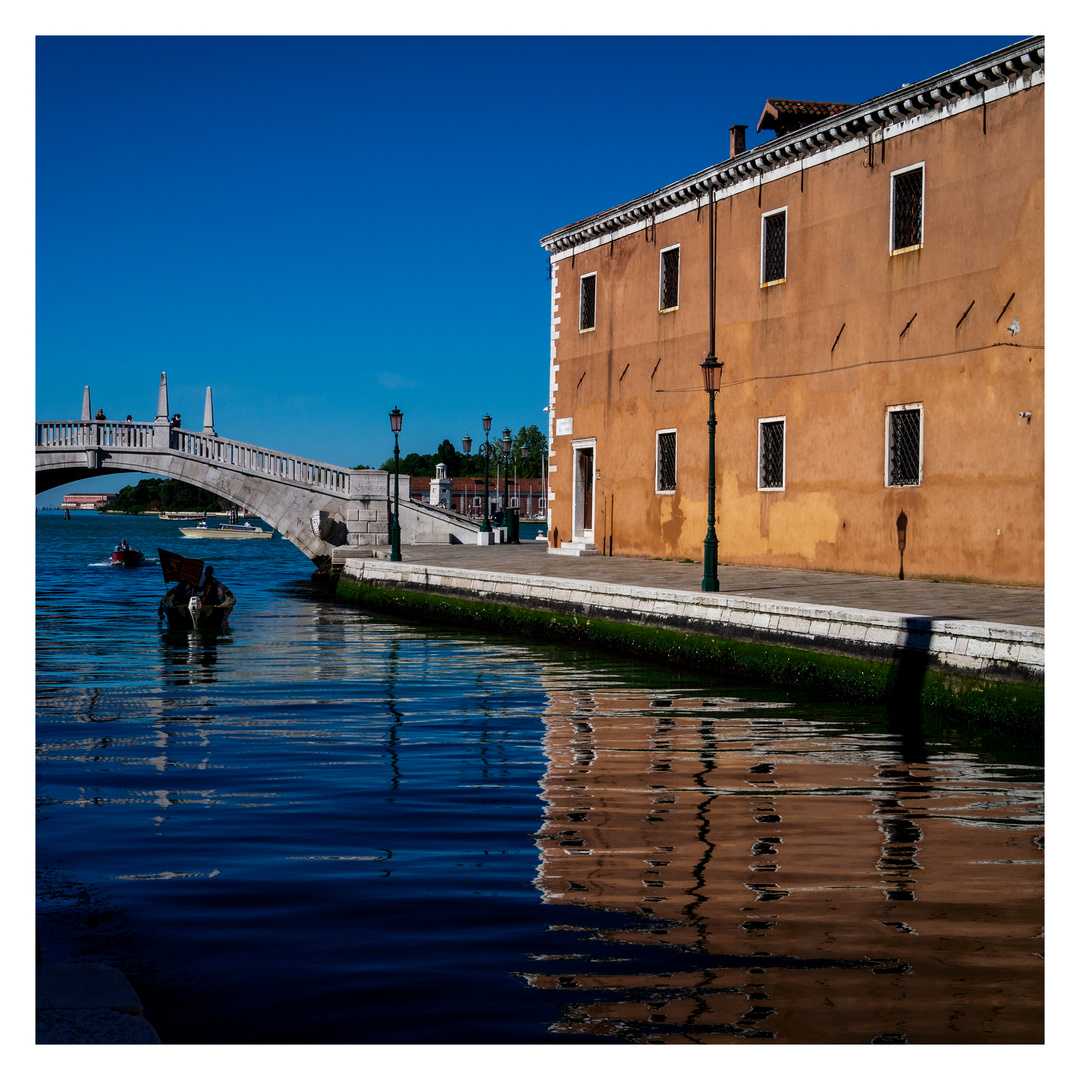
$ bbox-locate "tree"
[111,478,224,514]
[365,428,547,477]
[511,425,548,478]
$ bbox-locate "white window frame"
[757,416,786,491]
[760,207,788,287]
[579,271,597,333]
[885,403,924,487]
[890,163,925,255]
[655,428,677,494]
[658,244,680,312]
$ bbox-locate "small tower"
[430,462,452,509]
[81,386,92,421]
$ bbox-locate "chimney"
[729,124,747,158]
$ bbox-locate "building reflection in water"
[523,684,1043,1044]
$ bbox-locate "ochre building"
[540,38,1044,586]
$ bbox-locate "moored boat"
[179,521,272,539]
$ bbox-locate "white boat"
[179,520,272,539]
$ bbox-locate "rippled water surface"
[36,512,1044,1044]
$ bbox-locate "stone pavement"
[36,963,160,1044]
[366,541,1043,629]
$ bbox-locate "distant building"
[60,493,116,510]
[409,476,547,519]
[540,37,1044,585]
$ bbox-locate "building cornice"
[540,37,1045,257]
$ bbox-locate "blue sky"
[33,30,1028,500]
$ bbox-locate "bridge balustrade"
[36,420,156,449]
[172,429,351,495]
[38,419,354,497]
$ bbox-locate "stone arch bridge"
[36,376,480,564]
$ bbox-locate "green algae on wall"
[334,578,1043,730]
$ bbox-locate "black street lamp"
[461,434,473,517]
[480,414,492,533]
[519,445,529,524]
[501,427,513,540]
[389,406,403,562]
[700,355,724,592]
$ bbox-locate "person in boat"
[114,538,130,552]
[195,565,233,606]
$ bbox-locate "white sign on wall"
[555,417,573,436]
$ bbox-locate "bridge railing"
[171,428,353,495]
[36,420,156,450]
[37,420,357,496]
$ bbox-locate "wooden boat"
[110,544,144,567]
[157,548,236,630]
[158,512,204,520]
[179,521,272,539]
[158,587,236,631]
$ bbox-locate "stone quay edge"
[336,556,1044,689]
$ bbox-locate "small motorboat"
[110,541,144,567]
[158,586,236,631]
[157,548,236,630]
[179,520,272,539]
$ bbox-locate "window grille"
[762,211,786,283]
[580,274,596,330]
[892,168,923,250]
[759,419,785,489]
[888,407,922,486]
[656,431,677,492]
[660,248,679,310]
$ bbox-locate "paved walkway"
[380,542,1043,629]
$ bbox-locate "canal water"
[35,511,1044,1044]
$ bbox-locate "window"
[579,273,596,331]
[656,429,677,493]
[891,164,924,253]
[886,404,923,486]
[761,209,787,285]
[758,418,785,490]
[659,245,680,311]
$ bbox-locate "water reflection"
[159,630,223,685]
[527,685,1043,1044]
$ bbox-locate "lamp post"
[389,406,403,562]
[480,414,492,533]
[500,427,513,540]
[518,445,528,521]
[700,355,724,592]
[461,434,472,517]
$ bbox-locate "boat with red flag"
[157,548,236,630]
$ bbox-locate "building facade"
[540,38,1044,585]
[60,492,116,510]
